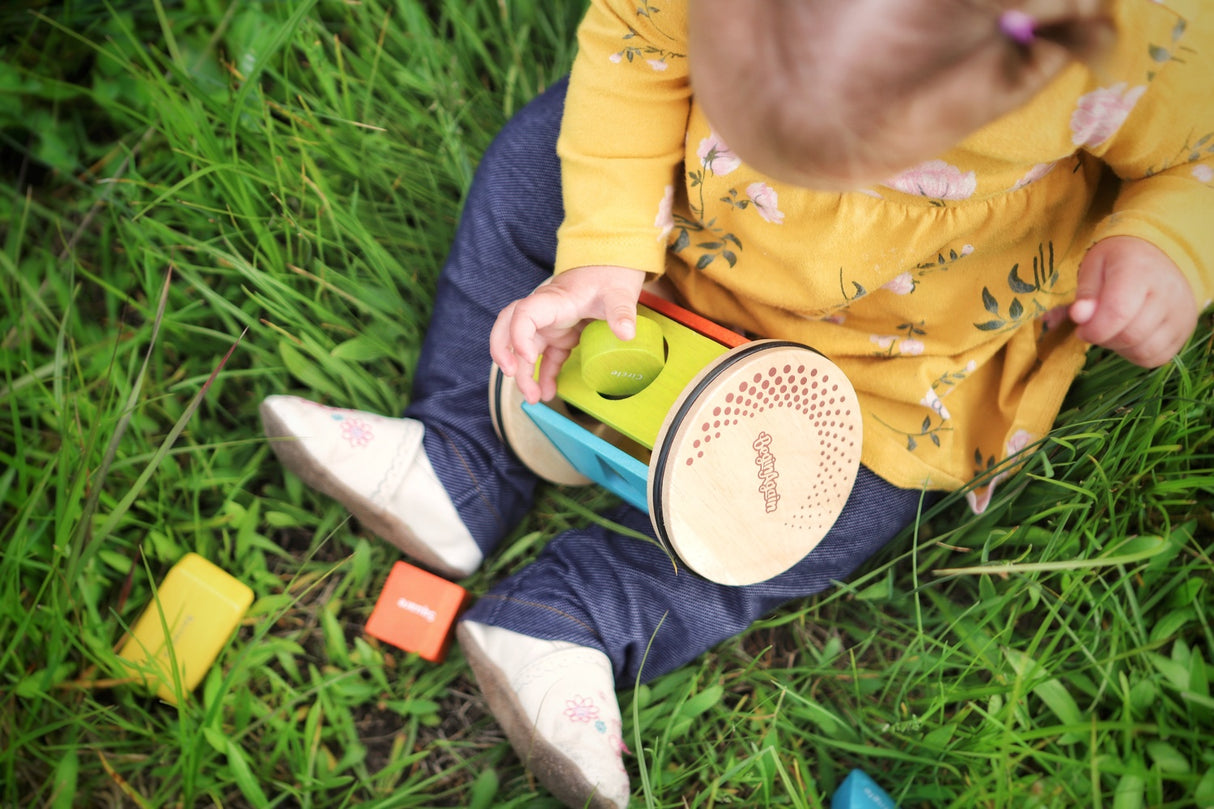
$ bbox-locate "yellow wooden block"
[117,553,253,704]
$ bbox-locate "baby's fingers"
[536,344,574,402]
[489,301,525,375]
[1072,237,1197,367]
[1114,322,1189,368]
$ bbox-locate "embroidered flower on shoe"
[340,418,374,447]
[564,695,601,723]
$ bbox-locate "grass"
[1,1,1211,807]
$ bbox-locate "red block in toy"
[365,561,468,662]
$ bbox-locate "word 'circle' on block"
[648,341,863,586]
[578,316,666,397]
[365,561,468,663]
[118,553,254,705]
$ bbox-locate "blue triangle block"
[831,769,900,809]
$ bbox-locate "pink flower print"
[882,272,916,295]
[563,695,600,723]
[884,160,976,201]
[697,132,741,176]
[646,59,668,71]
[920,387,951,421]
[1040,305,1070,331]
[1012,162,1057,190]
[655,185,675,241]
[1070,84,1146,148]
[609,52,623,64]
[898,338,925,356]
[340,418,374,448]
[1006,429,1034,455]
[965,429,1036,514]
[966,485,995,514]
[1194,164,1214,183]
[746,182,784,224]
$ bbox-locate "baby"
[262,1,1212,806]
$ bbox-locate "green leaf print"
[982,287,999,315]
[972,449,997,477]
[1007,265,1038,294]
[974,243,1061,332]
[876,413,951,455]
[974,286,1025,331]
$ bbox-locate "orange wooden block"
[365,561,468,662]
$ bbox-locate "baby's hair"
[688,0,1117,189]
[996,3,1116,61]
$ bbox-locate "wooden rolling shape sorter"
[490,291,863,586]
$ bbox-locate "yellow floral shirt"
[553,0,1214,510]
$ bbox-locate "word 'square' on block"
[365,561,468,662]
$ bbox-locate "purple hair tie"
[1000,9,1037,45]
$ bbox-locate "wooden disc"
[648,341,863,586]
[489,363,591,486]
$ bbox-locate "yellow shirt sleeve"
[554,0,692,276]
[1087,0,1214,308]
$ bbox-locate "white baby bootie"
[458,621,630,809]
[260,395,482,578]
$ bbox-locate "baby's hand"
[1069,236,1199,368]
[490,265,647,403]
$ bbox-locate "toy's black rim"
[649,340,815,566]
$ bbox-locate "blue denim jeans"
[404,77,928,684]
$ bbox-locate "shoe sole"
[260,401,466,579]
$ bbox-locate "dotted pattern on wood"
[674,360,858,536]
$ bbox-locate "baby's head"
[689,0,1114,190]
